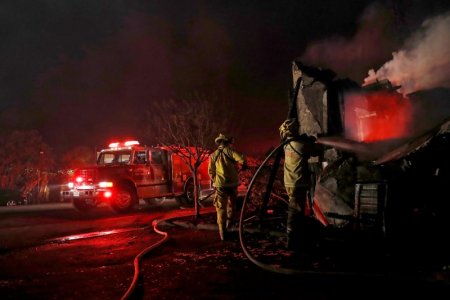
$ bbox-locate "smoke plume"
[300,3,398,82]
[364,12,450,95]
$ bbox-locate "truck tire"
[176,178,195,206]
[111,184,137,213]
[73,199,94,212]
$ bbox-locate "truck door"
[149,149,170,195]
[132,150,154,198]
[170,153,190,194]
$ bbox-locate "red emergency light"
[124,140,139,146]
[108,140,140,148]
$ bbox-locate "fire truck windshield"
[97,150,132,165]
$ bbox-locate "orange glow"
[344,91,412,142]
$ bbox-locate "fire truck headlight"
[68,182,74,188]
[103,191,112,198]
[98,181,113,188]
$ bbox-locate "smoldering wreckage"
[239,60,450,274]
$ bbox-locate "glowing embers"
[344,91,412,142]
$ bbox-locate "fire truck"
[61,141,212,213]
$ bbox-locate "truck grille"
[76,169,96,183]
[61,190,95,197]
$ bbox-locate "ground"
[1,205,450,299]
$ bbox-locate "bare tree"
[0,130,54,203]
[147,92,234,218]
[61,146,96,170]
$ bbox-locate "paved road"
[0,202,74,213]
[1,200,450,299]
[0,198,181,213]
[0,199,217,299]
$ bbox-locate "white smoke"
[364,12,450,95]
[300,3,398,82]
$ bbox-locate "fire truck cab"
[61,141,212,213]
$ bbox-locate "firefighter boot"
[286,208,302,251]
[287,229,301,251]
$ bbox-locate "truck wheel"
[176,178,196,206]
[111,184,137,213]
[73,199,94,212]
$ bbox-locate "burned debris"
[288,60,450,235]
[239,60,450,274]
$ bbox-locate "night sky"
[1,0,449,158]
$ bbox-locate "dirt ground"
[1,208,450,299]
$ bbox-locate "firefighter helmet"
[215,133,233,145]
[279,118,299,140]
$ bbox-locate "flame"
[345,91,412,142]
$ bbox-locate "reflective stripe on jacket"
[283,140,311,188]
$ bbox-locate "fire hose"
[237,141,450,300]
[120,219,169,300]
[120,207,215,300]
[118,149,446,300]
[238,140,387,277]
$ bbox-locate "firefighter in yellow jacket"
[279,119,317,250]
[208,133,247,241]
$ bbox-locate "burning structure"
[239,8,450,274]
[240,60,450,263]
[289,60,450,235]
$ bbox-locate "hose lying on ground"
[120,219,169,300]
[238,141,388,277]
[238,141,450,288]
[120,208,215,300]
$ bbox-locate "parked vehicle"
[0,189,23,206]
[61,141,212,213]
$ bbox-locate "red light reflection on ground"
[345,91,412,142]
[49,228,141,242]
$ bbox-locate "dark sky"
[1,0,449,157]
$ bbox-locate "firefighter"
[279,118,316,250]
[208,133,247,241]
